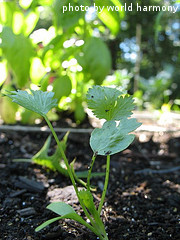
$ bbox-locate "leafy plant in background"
[5,86,141,240]
[0,0,125,124]
[135,69,174,110]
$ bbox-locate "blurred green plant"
[0,0,125,124]
[135,68,175,110]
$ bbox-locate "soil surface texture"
[0,124,180,240]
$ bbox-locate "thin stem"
[43,115,98,233]
[98,155,110,215]
[70,161,96,191]
[44,115,78,193]
[87,153,96,191]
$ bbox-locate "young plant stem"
[44,115,103,237]
[44,115,77,193]
[87,153,96,191]
[98,155,110,215]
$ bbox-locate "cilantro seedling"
[5,86,141,240]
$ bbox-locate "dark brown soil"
[0,127,180,240]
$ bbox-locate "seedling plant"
[5,86,141,240]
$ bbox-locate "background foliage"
[0,0,179,124]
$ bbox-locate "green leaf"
[87,86,134,121]
[90,118,141,156]
[0,85,18,124]
[23,10,39,36]
[35,216,62,232]
[77,38,112,85]
[35,202,89,232]
[52,0,85,29]
[0,2,15,27]
[53,76,72,101]
[79,189,96,214]
[32,134,68,176]
[5,89,57,116]
[30,57,46,84]
[0,27,34,87]
[96,0,125,35]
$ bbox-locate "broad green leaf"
[87,86,134,121]
[77,38,112,84]
[53,76,72,100]
[90,118,141,156]
[52,0,85,29]
[0,27,34,87]
[96,0,124,35]
[6,89,57,116]
[36,202,89,232]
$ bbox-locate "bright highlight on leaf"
[87,86,134,121]
[6,89,57,116]
[90,118,141,156]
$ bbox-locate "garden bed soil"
[0,123,180,240]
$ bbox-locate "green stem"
[44,115,78,193]
[87,153,96,191]
[43,115,100,236]
[70,161,96,191]
[98,155,110,215]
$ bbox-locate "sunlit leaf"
[87,86,134,121]
[0,60,7,85]
[12,11,24,34]
[5,89,57,116]
[0,85,18,124]
[0,2,15,27]
[0,27,34,87]
[77,38,112,84]
[38,0,54,5]
[96,0,124,35]
[23,11,39,36]
[30,57,46,84]
[52,0,85,29]
[19,0,33,9]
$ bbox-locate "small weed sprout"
[5,86,141,240]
